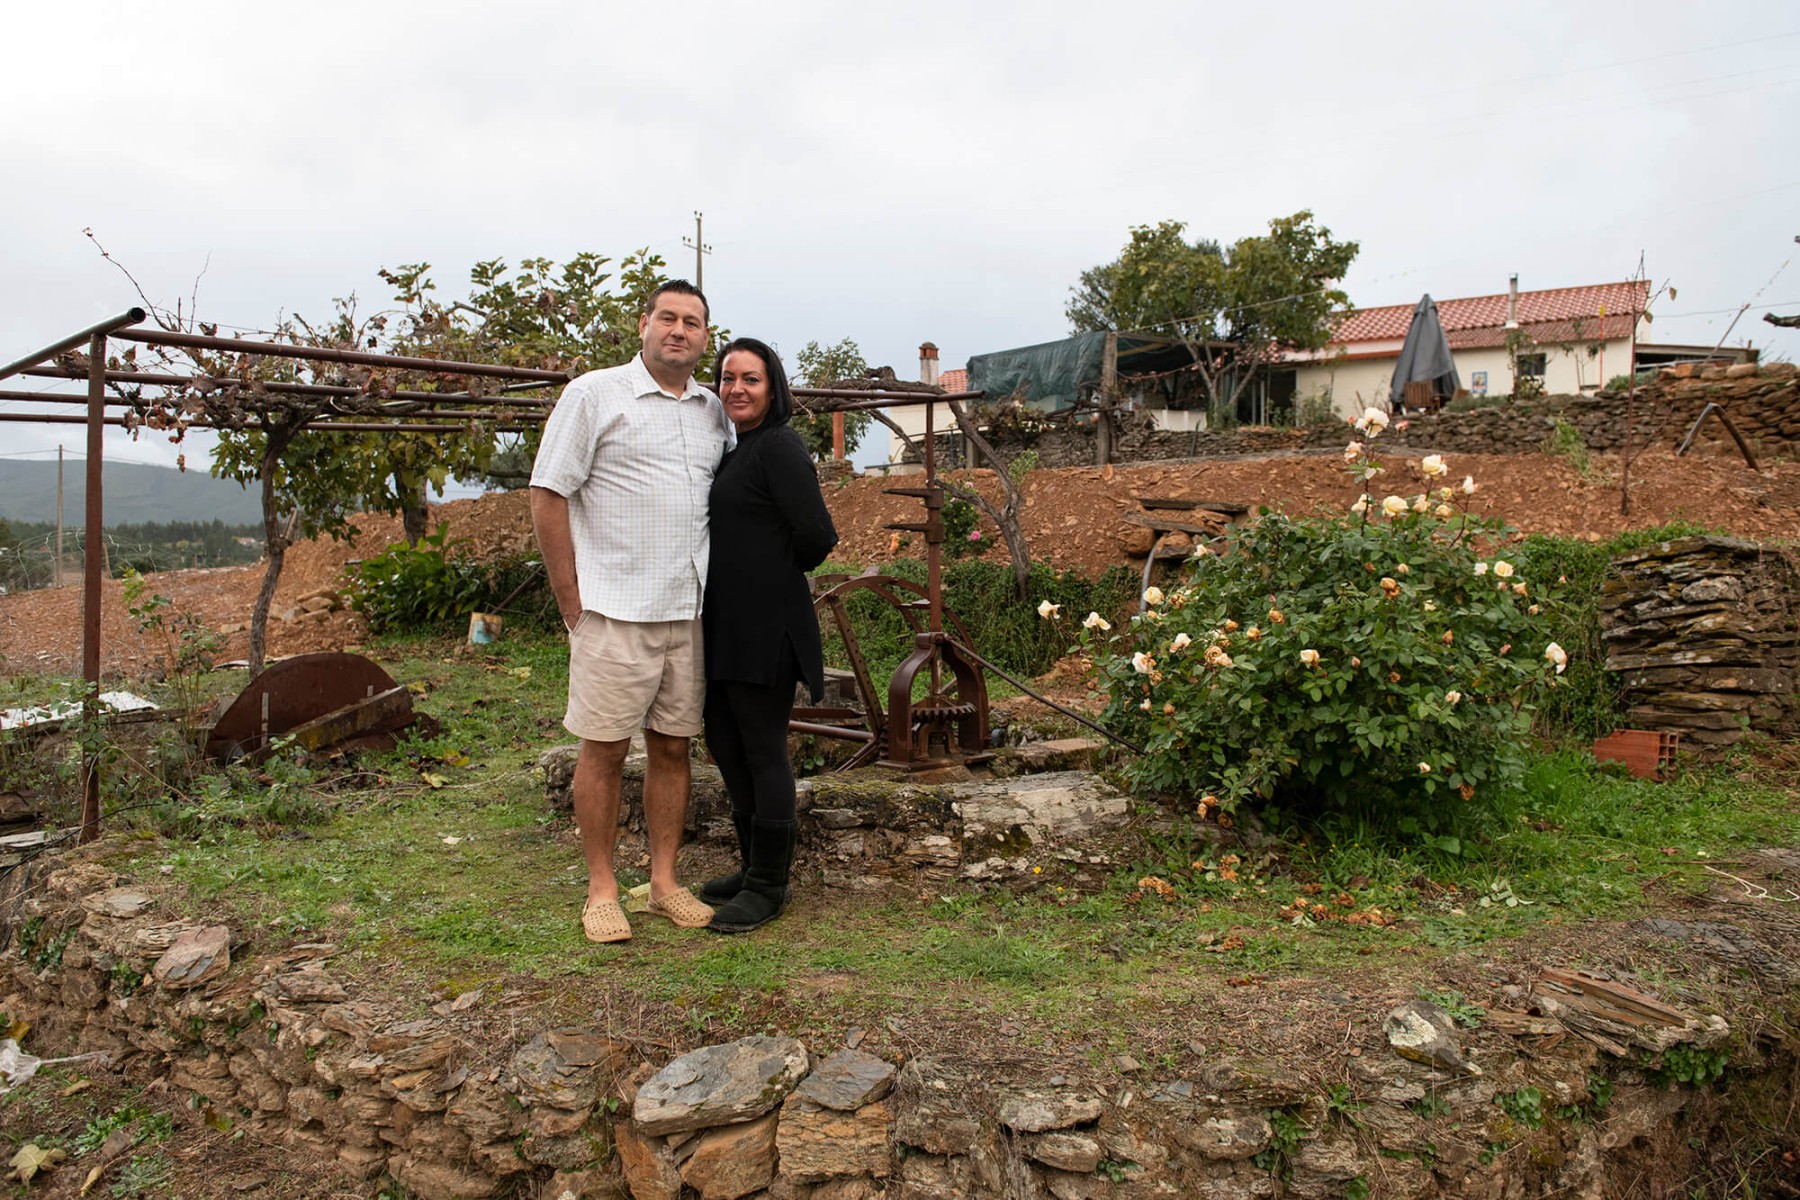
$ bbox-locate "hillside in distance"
[0,458,263,526]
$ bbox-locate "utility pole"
[682,211,713,291]
[54,444,64,588]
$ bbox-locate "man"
[530,280,733,942]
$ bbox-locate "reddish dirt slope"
[1,449,1794,677]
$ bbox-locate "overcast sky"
[4,0,1797,480]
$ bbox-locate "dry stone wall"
[945,362,1800,468]
[1600,536,1800,748]
[5,854,1794,1200]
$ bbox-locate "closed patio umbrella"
[1388,294,1461,411]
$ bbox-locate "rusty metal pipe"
[80,334,106,844]
[0,411,537,434]
[113,327,571,383]
[786,720,875,742]
[0,308,145,384]
[21,366,555,408]
[946,637,1145,755]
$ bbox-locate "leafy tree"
[1068,211,1358,424]
[792,337,872,460]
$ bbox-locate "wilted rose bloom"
[1142,586,1165,606]
[1493,560,1515,579]
[1545,642,1568,673]
[1462,475,1478,495]
[1396,563,1410,575]
[1380,576,1399,596]
[1434,503,1455,519]
[1389,670,1403,683]
[1474,562,1489,576]
[1170,632,1193,653]
[1381,495,1408,517]
[1412,494,1429,513]
[1191,543,1213,557]
[1445,690,1462,705]
[1132,651,1155,674]
[1299,648,1320,666]
[1268,608,1285,624]
[1420,454,1447,477]
[1418,762,1432,774]
[1223,619,1239,632]
[1423,600,1437,611]
[1528,604,1540,615]
[1245,625,1261,640]
[1513,582,1528,596]
[1038,600,1061,619]
[1082,611,1111,631]
[1442,630,1454,645]
[1140,698,1152,712]
[1343,441,1363,461]
[1204,645,1234,668]
[1438,486,1455,501]
[1350,656,1361,667]
[1351,494,1370,514]
[1162,701,1176,715]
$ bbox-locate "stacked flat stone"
[1601,536,1800,748]
[935,362,1800,467]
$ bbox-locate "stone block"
[633,1035,809,1136]
[778,1094,892,1182]
[679,1112,778,1200]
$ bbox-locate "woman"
[699,337,839,933]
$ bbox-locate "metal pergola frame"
[0,309,993,840]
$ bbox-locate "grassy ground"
[5,627,1800,1196]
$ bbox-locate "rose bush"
[1068,421,1563,824]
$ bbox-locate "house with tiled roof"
[1289,277,1704,413]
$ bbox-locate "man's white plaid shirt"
[530,355,736,623]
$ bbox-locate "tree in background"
[792,337,872,460]
[1067,211,1358,425]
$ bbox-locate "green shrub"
[349,524,553,633]
[816,557,1136,684]
[1078,419,1564,825]
[1542,418,1591,476]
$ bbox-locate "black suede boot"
[700,811,754,905]
[708,819,797,934]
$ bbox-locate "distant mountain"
[0,459,264,526]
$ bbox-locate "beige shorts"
[564,611,705,743]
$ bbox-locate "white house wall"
[1292,337,1635,416]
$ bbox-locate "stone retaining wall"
[938,362,1800,468]
[3,855,1776,1200]
[1600,536,1800,748]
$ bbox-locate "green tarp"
[966,333,1199,410]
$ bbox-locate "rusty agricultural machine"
[785,398,1127,772]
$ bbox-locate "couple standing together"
[528,280,838,943]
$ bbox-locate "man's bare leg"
[574,737,631,905]
[642,729,691,901]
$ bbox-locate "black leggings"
[704,659,799,822]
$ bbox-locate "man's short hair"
[644,279,709,324]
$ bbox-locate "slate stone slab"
[633,1036,808,1137]
[795,1048,896,1111]
[152,925,230,989]
[1384,999,1481,1076]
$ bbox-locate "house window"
[1517,353,1546,380]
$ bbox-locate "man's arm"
[530,486,582,632]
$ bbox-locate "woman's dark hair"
[712,337,795,427]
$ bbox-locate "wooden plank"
[1134,496,1251,515]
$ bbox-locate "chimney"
[919,342,939,386]
[1506,274,1519,329]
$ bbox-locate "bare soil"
[1,448,1794,678]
